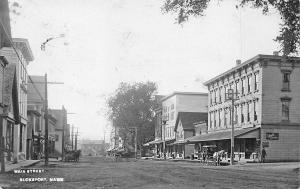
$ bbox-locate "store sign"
[266,132,279,140]
[262,141,269,147]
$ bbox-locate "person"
[261,147,267,163]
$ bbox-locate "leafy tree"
[162,0,300,56]
[107,82,159,152]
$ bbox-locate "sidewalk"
[2,159,40,173]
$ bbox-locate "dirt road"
[0,156,299,188]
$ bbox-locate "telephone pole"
[71,125,74,150]
[226,88,239,165]
[30,74,63,166]
[75,128,78,151]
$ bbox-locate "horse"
[213,150,225,166]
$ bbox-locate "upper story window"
[247,102,250,122]
[253,100,257,121]
[218,109,221,127]
[247,75,252,93]
[171,104,174,110]
[235,80,239,96]
[210,91,213,105]
[214,89,217,103]
[219,87,222,102]
[170,112,175,120]
[281,97,291,121]
[224,85,228,101]
[224,109,228,128]
[241,78,245,95]
[210,112,213,128]
[213,111,216,128]
[282,71,291,91]
[241,104,244,123]
[254,72,259,91]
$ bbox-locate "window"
[210,112,213,128]
[171,104,174,110]
[235,80,239,96]
[241,78,245,95]
[214,89,217,103]
[241,104,244,123]
[224,109,227,127]
[55,134,59,141]
[214,111,216,128]
[224,85,228,101]
[210,91,213,105]
[247,103,250,122]
[254,72,259,91]
[282,71,291,91]
[229,82,233,90]
[281,98,291,121]
[219,87,222,102]
[254,101,257,121]
[218,110,221,127]
[247,75,252,93]
[170,112,174,120]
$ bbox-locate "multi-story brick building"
[200,54,300,161]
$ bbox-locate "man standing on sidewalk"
[261,147,267,163]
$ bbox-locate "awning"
[169,140,186,145]
[186,127,259,143]
[148,139,163,145]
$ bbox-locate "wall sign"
[262,141,269,147]
[266,132,279,140]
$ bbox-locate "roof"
[161,91,208,102]
[185,127,259,143]
[174,112,208,131]
[204,54,300,86]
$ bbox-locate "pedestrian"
[261,147,267,163]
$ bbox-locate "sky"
[9,0,281,141]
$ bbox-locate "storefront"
[186,127,260,161]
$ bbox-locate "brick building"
[199,54,300,161]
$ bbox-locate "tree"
[162,0,300,56]
[107,82,159,152]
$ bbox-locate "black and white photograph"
[0,0,299,188]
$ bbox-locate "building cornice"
[161,91,208,102]
[12,38,34,62]
[204,54,300,86]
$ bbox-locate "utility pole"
[30,75,64,166]
[226,88,239,165]
[44,74,49,166]
[71,125,74,150]
[134,127,137,159]
[75,128,78,151]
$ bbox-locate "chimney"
[236,59,241,66]
[273,51,279,56]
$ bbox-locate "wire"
[0,19,45,102]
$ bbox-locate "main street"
[0,156,299,189]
